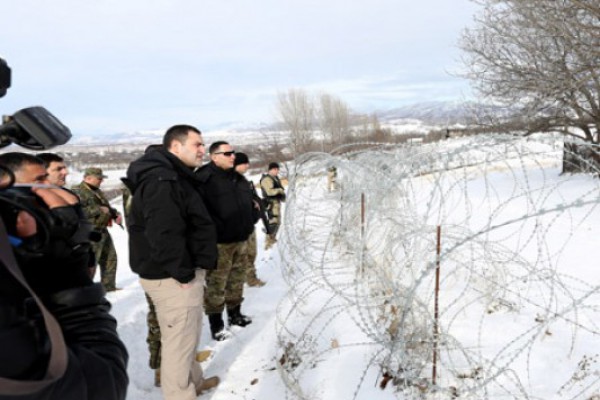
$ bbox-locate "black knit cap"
[268,162,280,170]
[234,152,250,166]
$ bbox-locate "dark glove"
[16,243,94,299]
[0,303,44,379]
[0,264,46,380]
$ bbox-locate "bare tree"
[276,88,315,156]
[460,0,600,144]
[317,92,350,150]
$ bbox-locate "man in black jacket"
[195,141,256,341]
[126,125,219,400]
[234,152,266,287]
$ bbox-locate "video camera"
[0,57,71,150]
[0,57,90,258]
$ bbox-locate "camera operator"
[0,162,129,399]
[0,56,128,399]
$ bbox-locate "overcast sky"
[0,0,478,137]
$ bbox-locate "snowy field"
[103,176,290,400]
[101,136,599,400]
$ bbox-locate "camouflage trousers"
[241,231,258,282]
[145,293,161,369]
[204,241,247,314]
[327,173,337,192]
[265,200,281,249]
[91,230,118,291]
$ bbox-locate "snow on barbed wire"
[275,134,600,400]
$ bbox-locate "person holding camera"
[72,168,122,292]
[0,161,129,400]
[0,152,48,185]
[0,57,128,399]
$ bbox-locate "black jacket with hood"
[125,148,217,283]
[195,162,256,244]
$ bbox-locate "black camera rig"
[0,57,82,253]
[0,57,71,150]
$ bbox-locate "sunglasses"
[214,151,235,157]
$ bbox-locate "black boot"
[227,304,252,327]
[207,313,230,341]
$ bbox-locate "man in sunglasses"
[195,141,257,341]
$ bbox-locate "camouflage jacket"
[71,182,114,231]
[260,174,286,202]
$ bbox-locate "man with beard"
[125,125,220,400]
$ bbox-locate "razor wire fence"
[274,134,600,400]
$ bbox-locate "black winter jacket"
[195,163,255,244]
[126,148,217,283]
[0,282,129,400]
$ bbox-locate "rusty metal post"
[360,193,366,274]
[432,225,441,386]
[361,193,365,240]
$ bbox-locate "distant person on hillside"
[234,152,266,287]
[37,152,69,187]
[327,166,338,192]
[260,162,286,250]
[126,125,220,399]
[72,167,122,292]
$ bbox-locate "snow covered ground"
[101,138,599,399]
[104,197,290,400]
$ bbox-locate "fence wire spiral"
[275,134,600,400]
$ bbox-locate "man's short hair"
[209,141,229,154]
[0,152,45,173]
[37,152,65,167]
[163,125,201,149]
[144,144,162,154]
[268,162,280,170]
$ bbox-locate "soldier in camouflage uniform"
[260,162,286,250]
[327,166,338,192]
[72,167,121,292]
[145,292,162,385]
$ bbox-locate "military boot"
[265,234,278,250]
[227,304,252,327]
[246,277,266,287]
[196,376,220,395]
[154,369,160,387]
[208,313,231,341]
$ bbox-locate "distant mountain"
[67,101,502,146]
[378,100,507,125]
[69,125,274,146]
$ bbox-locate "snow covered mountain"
[66,101,496,146]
